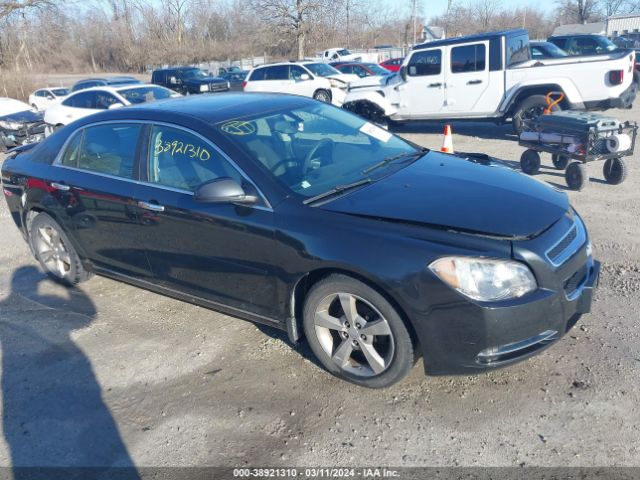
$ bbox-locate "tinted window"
[265,66,289,80]
[63,91,97,109]
[95,92,121,109]
[60,130,83,167]
[353,65,368,77]
[52,88,69,96]
[117,86,173,104]
[249,68,266,81]
[76,124,141,178]
[531,46,543,59]
[407,50,442,76]
[549,38,566,49]
[506,34,531,66]
[338,65,353,74]
[148,125,240,191]
[290,65,307,80]
[451,44,486,73]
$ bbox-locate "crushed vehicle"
[2,94,599,388]
[151,67,230,95]
[0,98,46,152]
[343,29,636,133]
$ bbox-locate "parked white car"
[28,87,69,111]
[44,84,179,127]
[321,48,362,63]
[243,62,358,106]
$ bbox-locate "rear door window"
[407,50,442,76]
[63,91,97,109]
[506,34,531,66]
[265,66,289,80]
[249,68,266,81]
[66,124,142,178]
[451,44,486,73]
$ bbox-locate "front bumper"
[413,215,599,375]
[0,122,46,149]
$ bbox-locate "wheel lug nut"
[344,322,350,328]
[360,334,366,340]
[355,323,361,329]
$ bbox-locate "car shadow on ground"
[390,120,518,141]
[0,266,139,479]
[253,323,323,369]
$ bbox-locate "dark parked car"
[547,34,619,56]
[329,62,392,77]
[530,41,569,60]
[219,71,248,91]
[151,67,229,95]
[1,94,599,388]
[0,98,46,152]
[71,76,141,93]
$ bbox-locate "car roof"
[413,28,527,50]
[74,76,138,83]
[67,84,160,96]
[89,93,315,124]
[154,66,200,72]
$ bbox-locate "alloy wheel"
[34,224,72,279]
[313,293,395,377]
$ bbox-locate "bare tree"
[556,0,602,24]
[601,0,640,16]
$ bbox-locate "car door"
[135,123,279,319]
[289,65,316,97]
[261,65,291,94]
[446,41,493,114]
[399,48,446,117]
[52,122,153,278]
[59,91,101,124]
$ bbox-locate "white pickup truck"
[343,29,637,133]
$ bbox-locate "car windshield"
[364,63,391,75]
[182,68,208,79]
[595,36,618,52]
[51,88,69,96]
[117,86,174,104]
[304,63,341,77]
[216,102,419,199]
[337,49,351,56]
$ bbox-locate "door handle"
[138,201,165,212]
[428,82,442,88]
[51,182,70,191]
[467,80,483,85]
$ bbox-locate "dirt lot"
[0,104,639,471]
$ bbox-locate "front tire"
[520,149,541,175]
[302,274,414,388]
[313,89,332,103]
[565,161,588,191]
[29,213,92,286]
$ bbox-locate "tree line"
[1,0,640,75]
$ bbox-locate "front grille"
[548,226,577,263]
[210,83,227,92]
[546,217,586,267]
[564,263,588,297]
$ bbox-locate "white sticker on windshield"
[360,122,392,143]
[301,180,311,189]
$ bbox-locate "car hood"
[0,109,43,124]
[322,151,569,238]
[186,76,227,84]
[327,73,360,84]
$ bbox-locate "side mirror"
[299,73,310,81]
[108,102,124,110]
[194,177,257,205]
[46,94,55,100]
[400,65,408,81]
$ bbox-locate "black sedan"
[1,94,599,388]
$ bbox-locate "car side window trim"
[52,120,273,211]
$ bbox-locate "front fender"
[343,91,398,117]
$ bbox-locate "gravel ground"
[0,105,639,471]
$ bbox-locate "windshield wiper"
[303,178,373,205]
[362,148,427,175]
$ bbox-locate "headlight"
[200,84,209,92]
[227,81,231,89]
[0,120,23,130]
[429,257,537,301]
[329,79,347,89]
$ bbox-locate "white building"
[607,14,640,37]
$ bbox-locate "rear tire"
[520,149,541,175]
[565,161,588,191]
[512,94,561,135]
[313,89,332,103]
[552,154,569,170]
[603,157,628,185]
[29,213,92,286]
[302,274,414,388]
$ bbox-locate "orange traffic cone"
[441,124,454,153]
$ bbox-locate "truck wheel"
[552,154,569,170]
[520,149,541,175]
[603,157,628,185]
[313,89,332,103]
[512,94,560,135]
[302,274,414,388]
[565,161,588,191]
